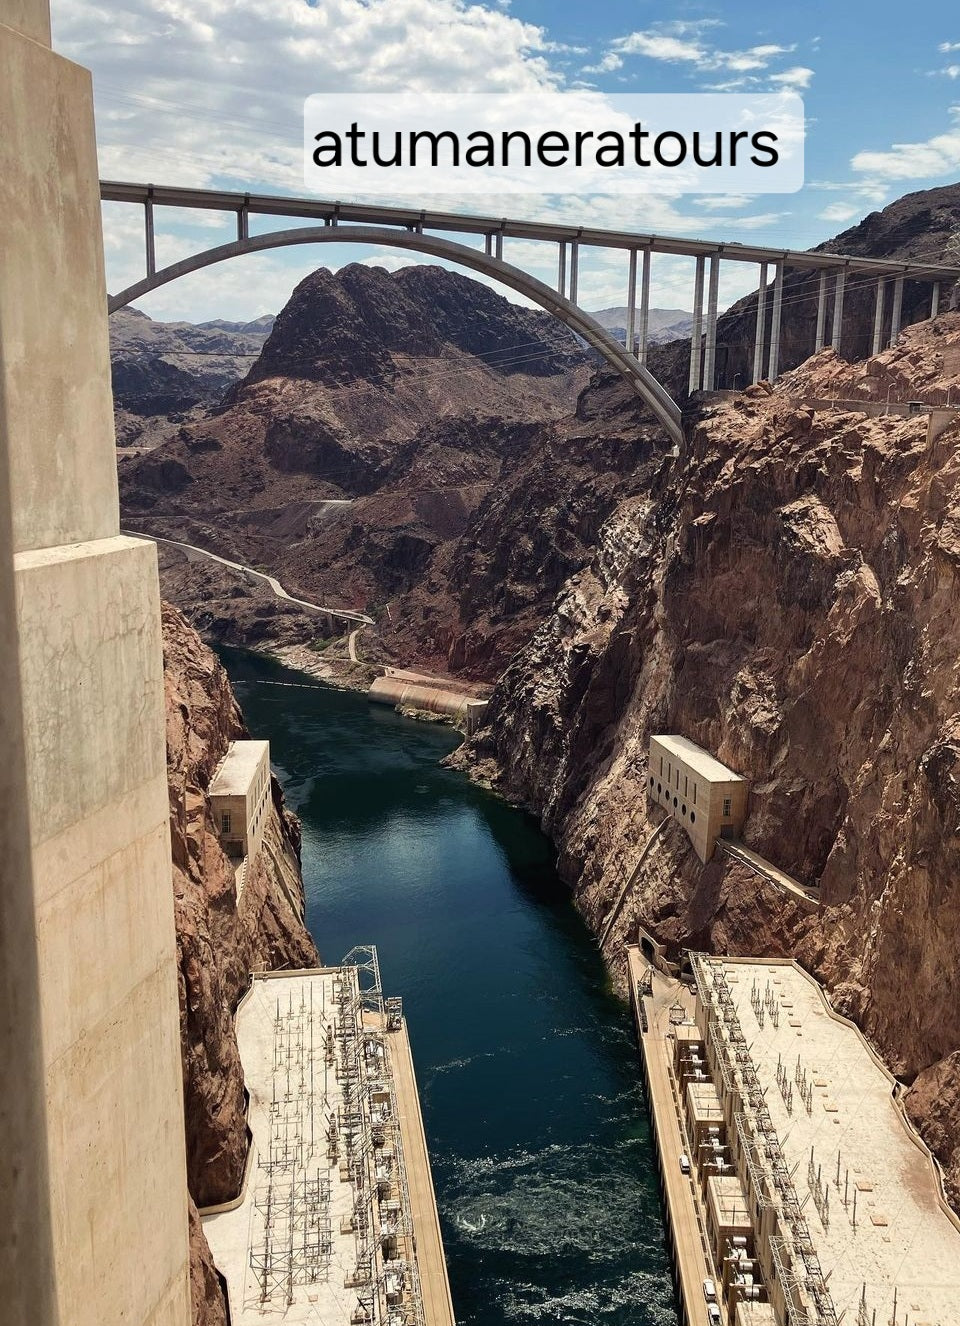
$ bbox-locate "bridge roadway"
[123,528,374,625]
[100,180,960,279]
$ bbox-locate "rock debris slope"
[458,313,960,1209]
[163,603,318,1325]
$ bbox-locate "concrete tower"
[0,2,192,1323]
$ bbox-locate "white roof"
[715,959,960,1326]
[208,740,269,797]
[651,734,746,784]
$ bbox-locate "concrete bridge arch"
[107,224,685,447]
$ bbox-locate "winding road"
[123,529,374,626]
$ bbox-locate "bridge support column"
[931,282,941,319]
[752,261,768,383]
[703,254,720,390]
[569,239,579,306]
[237,203,249,242]
[626,250,637,357]
[144,196,156,278]
[638,247,651,364]
[872,277,886,356]
[484,233,493,257]
[688,254,705,394]
[890,275,904,346]
[558,241,567,297]
[494,231,503,260]
[767,260,784,380]
[814,269,827,352]
[831,269,846,352]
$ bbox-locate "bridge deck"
[100,180,960,281]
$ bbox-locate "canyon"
[126,184,960,1307]
[457,314,960,1207]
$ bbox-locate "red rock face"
[163,603,319,1324]
[460,314,960,1211]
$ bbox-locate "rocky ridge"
[457,313,960,1209]
[163,603,319,1325]
[111,307,273,447]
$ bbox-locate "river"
[221,648,677,1326]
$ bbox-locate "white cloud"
[770,66,814,89]
[609,24,799,83]
[851,107,960,180]
[939,41,960,52]
[818,202,859,223]
[613,32,705,62]
[581,53,623,75]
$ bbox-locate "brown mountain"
[120,262,674,677]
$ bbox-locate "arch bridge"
[101,180,960,450]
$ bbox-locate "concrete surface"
[628,947,715,1326]
[716,841,820,909]
[205,968,455,1326]
[720,959,960,1326]
[0,106,58,1319]
[388,1013,457,1326]
[1,16,120,554]
[1,4,192,1322]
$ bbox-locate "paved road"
[124,528,374,625]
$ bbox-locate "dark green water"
[220,648,676,1326]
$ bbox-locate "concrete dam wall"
[369,676,488,735]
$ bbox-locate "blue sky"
[55,0,960,322]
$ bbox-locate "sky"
[53,0,960,324]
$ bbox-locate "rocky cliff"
[163,603,319,1325]
[458,312,960,1209]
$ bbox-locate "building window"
[649,775,654,789]
[684,775,688,796]
[676,769,680,789]
[673,796,678,808]
[657,782,662,794]
[682,804,686,816]
[659,755,663,776]
[693,784,697,806]
[690,811,696,825]
[722,798,732,818]
[221,812,232,834]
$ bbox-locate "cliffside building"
[209,739,271,864]
[648,735,749,861]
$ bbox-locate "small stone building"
[209,739,271,864]
[648,734,749,862]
